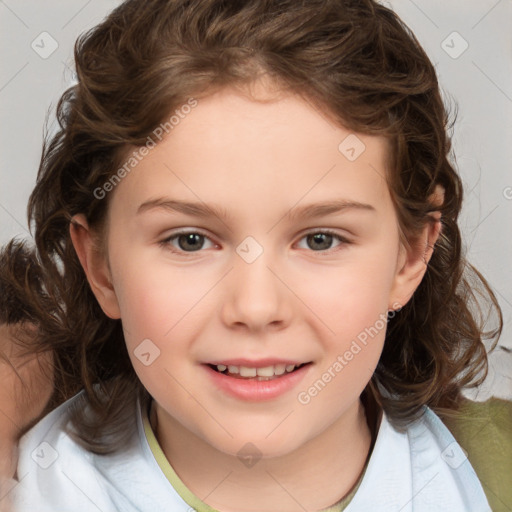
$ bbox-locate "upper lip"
[204,358,311,368]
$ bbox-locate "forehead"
[109,86,393,223]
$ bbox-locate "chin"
[211,430,304,461]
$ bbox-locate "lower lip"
[203,363,312,401]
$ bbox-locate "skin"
[71,80,442,512]
[0,323,53,480]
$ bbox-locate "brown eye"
[306,233,334,251]
[159,230,216,254]
[296,230,351,253]
[175,233,205,252]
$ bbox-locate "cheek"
[111,256,221,397]
[293,258,392,415]
[112,249,212,340]
[295,247,398,339]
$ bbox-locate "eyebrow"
[137,197,376,221]
[285,199,376,221]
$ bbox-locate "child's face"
[80,83,422,458]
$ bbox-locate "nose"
[220,244,292,333]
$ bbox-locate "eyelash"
[158,229,352,257]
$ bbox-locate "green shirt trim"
[141,409,368,512]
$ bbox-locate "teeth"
[215,363,304,377]
[239,366,257,377]
[256,366,274,377]
[274,364,286,375]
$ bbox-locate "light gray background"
[0,0,510,399]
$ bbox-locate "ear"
[69,214,121,319]
[388,185,444,310]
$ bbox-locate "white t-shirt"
[11,392,491,512]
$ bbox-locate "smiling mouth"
[207,362,311,381]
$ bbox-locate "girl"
[10,0,510,511]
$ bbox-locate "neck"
[152,396,377,512]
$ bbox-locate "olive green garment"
[441,397,512,512]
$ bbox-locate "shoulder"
[349,402,492,511]
[11,392,188,512]
[440,397,512,512]
[12,392,116,512]
[16,391,87,459]
[16,391,91,475]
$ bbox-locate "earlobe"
[69,215,121,319]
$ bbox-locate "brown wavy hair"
[0,239,57,436]
[25,0,502,452]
